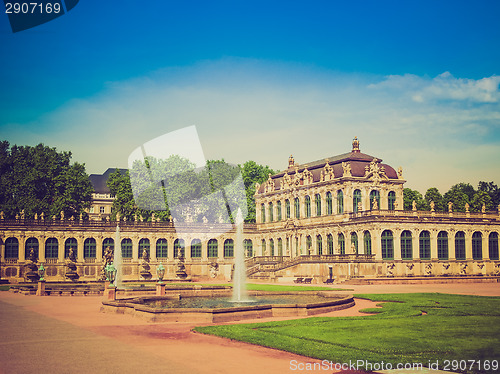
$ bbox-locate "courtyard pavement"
[1,281,498,374]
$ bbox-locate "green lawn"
[195,293,500,374]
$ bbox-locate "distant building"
[88,168,127,221]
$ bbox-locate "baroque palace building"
[1,138,499,283]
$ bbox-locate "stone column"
[465,231,473,260]
[448,231,456,260]
[393,230,402,260]
[96,235,103,263]
[76,234,85,261]
[150,236,157,262]
[38,235,46,263]
[201,240,208,261]
[131,235,140,261]
[482,232,488,260]
[430,230,438,260]
[412,234,419,260]
[58,235,65,263]
[19,234,26,262]
[372,230,382,260]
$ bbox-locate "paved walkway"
[1,282,498,374]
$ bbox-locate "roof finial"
[288,154,295,169]
[352,136,360,153]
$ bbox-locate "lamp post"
[156,263,165,296]
[36,264,46,296]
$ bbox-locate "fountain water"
[231,208,251,302]
[113,224,122,288]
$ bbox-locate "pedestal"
[156,283,165,296]
[36,280,46,296]
[107,286,116,300]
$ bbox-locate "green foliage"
[424,187,444,211]
[403,188,426,210]
[0,141,93,219]
[239,161,275,222]
[196,293,500,374]
[443,183,474,212]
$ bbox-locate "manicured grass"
[195,293,500,374]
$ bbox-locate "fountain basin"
[101,291,355,323]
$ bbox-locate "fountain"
[231,208,250,302]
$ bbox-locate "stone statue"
[60,211,64,220]
[372,199,378,210]
[209,262,219,278]
[0,211,3,220]
[34,213,38,220]
[430,201,435,212]
[397,166,403,179]
[465,203,470,213]
[412,200,417,211]
[357,201,362,212]
[448,201,453,213]
[341,162,351,177]
[21,210,25,220]
[140,248,152,280]
[100,246,114,281]
[40,212,44,220]
[482,204,486,213]
[288,155,295,168]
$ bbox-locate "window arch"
[261,239,266,256]
[381,230,394,260]
[437,231,449,260]
[156,238,168,258]
[363,231,372,255]
[261,203,266,223]
[337,190,344,214]
[174,238,185,258]
[315,194,322,216]
[84,238,96,259]
[353,189,361,213]
[25,237,39,260]
[294,197,300,218]
[489,232,499,260]
[388,191,396,211]
[277,238,283,256]
[244,239,253,257]
[269,239,275,256]
[208,239,218,258]
[351,232,358,254]
[5,237,19,259]
[419,231,430,260]
[191,239,202,258]
[317,235,323,255]
[370,190,380,210]
[306,236,312,254]
[327,234,334,255]
[305,196,311,218]
[45,237,59,259]
[224,239,234,258]
[338,233,345,255]
[472,232,482,260]
[268,202,274,222]
[65,238,77,258]
[401,230,412,260]
[139,238,150,258]
[277,201,282,221]
[121,238,132,258]
[326,192,333,215]
[455,232,466,260]
[285,199,291,219]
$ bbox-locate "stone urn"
[24,248,39,282]
[176,254,187,279]
[65,248,79,282]
[139,249,152,280]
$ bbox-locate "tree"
[424,187,444,211]
[470,190,493,212]
[403,188,426,210]
[443,183,475,212]
[0,142,93,219]
[478,181,500,207]
[239,161,275,222]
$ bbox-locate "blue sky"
[1,0,499,193]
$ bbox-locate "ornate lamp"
[106,262,117,287]
[38,263,45,281]
[157,263,165,283]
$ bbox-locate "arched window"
[437,231,448,260]
[208,239,218,258]
[315,194,322,216]
[277,201,282,221]
[121,238,132,258]
[224,239,234,258]
[326,192,333,215]
[363,231,372,255]
[261,203,266,223]
[277,238,283,256]
[5,238,19,259]
[489,232,499,260]
[338,233,345,255]
[84,238,96,259]
[351,232,358,254]
[244,239,253,257]
[156,238,168,258]
[388,191,396,211]
[370,190,380,210]
[102,238,114,258]
[472,232,482,260]
[174,239,185,258]
[285,199,291,219]
[305,196,311,218]
[455,232,466,260]
[353,189,361,213]
[306,236,312,254]
[317,235,323,255]
[261,239,266,256]
[268,202,274,222]
[327,234,334,255]
[294,197,300,218]
[337,191,344,214]
[419,231,430,260]
[45,238,58,259]
[139,238,150,257]
[401,231,412,260]
[25,237,39,260]
[191,239,202,258]
[65,238,77,258]
[269,239,275,256]
[381,230,394,260]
